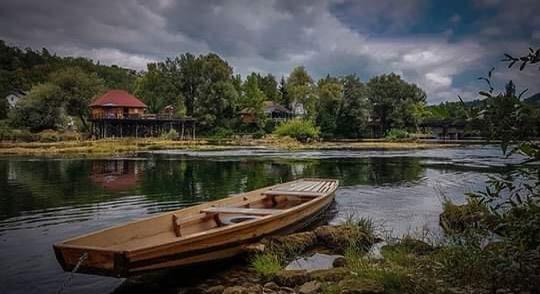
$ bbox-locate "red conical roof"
[89,90,147,108]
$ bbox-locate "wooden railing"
[90,113,194,121]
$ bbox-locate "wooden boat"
[53,178,339,277]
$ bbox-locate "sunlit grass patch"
[250,252,283,279]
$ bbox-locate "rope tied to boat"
[56,252,88,294]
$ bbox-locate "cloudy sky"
[0,0,539,104]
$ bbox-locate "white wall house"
[5,90,26,108]
[290,101,306,117]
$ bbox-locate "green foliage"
[1,128,35,142]
[425,101,468,121]
[251,253,282,278]
[287,66,317,120]
[3,40,453,140]
[49,67,105,130]
[161,129,178,140]
[335,75,371,138]
[0,97,7,119]
[342,216,376,249]
[0,120,12,140]
[252,130,265,139]
[278,76,290,107]
[439,198,495,236]
[207,127,234,139]
[316,75,342,138]
[253,73,279,102]
[136,52,239,130]
[432,47,540,292]
[135,63,181,114]
[479,94,535,144]
[9,83,65,131]
[193,54,239,130]
[273,119,320,143]
[384,128,409,140]
[8,67,104,132]
[345,252,415,294]
[0,40,135,100]
[367,73,427,135]
[240,73,267,129]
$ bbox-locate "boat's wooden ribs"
[200,207,283,216]
[268,180,337,196]
[262,190,324,197]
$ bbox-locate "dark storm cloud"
[0,0,538,103]
[160,0,326,60]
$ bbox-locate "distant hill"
[463,99,485,108]
[524,93,540,105]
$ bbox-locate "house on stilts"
[89,90,196,139]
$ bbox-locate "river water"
[0,145,521,293]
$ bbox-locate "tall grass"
[250,252,282,279]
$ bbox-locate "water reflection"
[0,155,496,223]
[90,160,141,191]
[0,146,516,294]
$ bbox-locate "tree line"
[1,40,538,139]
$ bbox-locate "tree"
[278,76,290,108]
[0,94,7,119]
[367,73,426,135]
[240,73,267,128]
[426,101,468,121]
[231,74,243,97]
[135,63,182,114]
[505,80,516,97]
[316,75,342,138]
[177,53,202,116]
[480,90,533,143]
[193,54,238,130]
[336,75,371,138]
[49,67,105,130]
[257,73,279,102]
[9,83,65,131]
[287,66,317,120]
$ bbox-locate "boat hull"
[53,179,338,277]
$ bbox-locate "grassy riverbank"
[0,137,461,157]
[158,212,538,294]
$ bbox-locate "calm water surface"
[0,146,520,294]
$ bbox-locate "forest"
[1,40,539,141]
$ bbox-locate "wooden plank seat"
[200,207,283,216]
[172,214,207,237]
[262,190,325,197]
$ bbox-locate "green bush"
[0,120,12,141]
[11,129,36,142]
[38,129,60,142]
[161,129,178,140]
[439,198,496,236]
[273,119,320,143]
[252,130,265,139]
[208,127,234,139]
[250,252,282,278]
[385,129,409,140]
